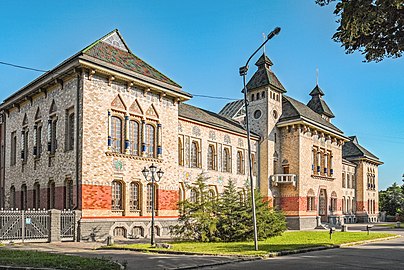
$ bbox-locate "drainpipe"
[75,70,81,209]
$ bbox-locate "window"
[347,174,351,188]
[66,110,75,151]
[9,185,16,209]
[146,183,157,212]
[191,141,199,168]
[33,182,40,209]
[48,118,58,154]
[35,125,43,158]
[145,124,156,157]
[223,148,231,172]
[112,181,123,210]
[190,188,198,203]
[330,192,337,212]
[207,145,215,170]
[262,91,265,98]
[237,151,244,174]
[21,184,27,210]
[178,138,184,166]
[129,120,140,155]
[48,180,55,209]
[111,117,123,153]
[64,179,73,210]
[21,129,29,163]
[130,182,140,211]
[307,189,316,211]
[10,131,17,166]
[342,173,346,188]
[251,153,257,176]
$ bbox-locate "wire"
[0,61,49,73]
[0,60,240,101]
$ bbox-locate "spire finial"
[262,33,266,54]
[316,67,319,85]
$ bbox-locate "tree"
[170,173,219,242]
[379,182,404,215]
[316,0,404,62]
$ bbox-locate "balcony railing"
[271,174,297,188]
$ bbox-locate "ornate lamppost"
[142,163,164,246]
[239,27,281,251]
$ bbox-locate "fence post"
[21,210,25,243]
[74,210,82,242]
[49,209,61,242]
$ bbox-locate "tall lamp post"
[239,27,281,251]
[142,163,164,247]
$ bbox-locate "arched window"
[190,188,198,203]
[21,184,27,210]
[111,116,123,153]
[112,181,123,211]
[237,151,244,174]
[64,179,73,210]
[262,91,266,98]
[130,182,140,211]
[129,120,140,156]
[9,185,16,209]
[178,138,184,166]
[256,92,260,100]
[251,153,257,176]
[48,181,55,209]
[223,148,231,173]
[330,191,337,212]
[146,183,157,212]
[251,94,255,101]
[207,145,215,170]
[342,196,346,214]
[33,182,41,209]
[307,189,315,211]
[191,141,199,168]
[145,124,156,157]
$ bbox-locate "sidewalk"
[3,242,243,270]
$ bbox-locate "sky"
[0,0,403,189]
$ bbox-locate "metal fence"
[0,209,78,243]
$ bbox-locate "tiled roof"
[342,136,381,162]
[83,32,181,88]
[307,85,335,118]
[279,95,343,133]
[179,103,258,137]
[246,53,286,93]
[218,99,244,118]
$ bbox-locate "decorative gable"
[101,31,129,52]
[49,100,57,114]
[146,104,159,118]
[35,107,42,120]
[129,99,143,115]
[111,95,127,111]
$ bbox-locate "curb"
[339,235,401,247]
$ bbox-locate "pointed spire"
[255,53,273,69]
[307,84,334,119]
[309,85,325,97]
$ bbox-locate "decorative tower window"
[129,120,140,156]
[145,124,156,157]
[111,116,123,153]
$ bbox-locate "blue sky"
[0,1,403,189]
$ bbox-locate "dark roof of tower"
[279,95,342,133]
[179,103,258,137]
[246,53,286,93]
[342,136,381,162]
[218,99,244,118]
[306,85,335,118]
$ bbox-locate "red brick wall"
[82,184,112,210]
[281,196,304,211]
[158,189,178,210]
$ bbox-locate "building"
[0,30,382,240]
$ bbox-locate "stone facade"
[0,30,383,241]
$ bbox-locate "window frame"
[112,180,124,211]
[111,116,124,153]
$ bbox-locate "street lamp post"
[142,163,164,247]
[239,27,281,251]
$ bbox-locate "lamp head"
[267,27,281,40]
[142,166,150,180]
[157,168,164,180]
[150,163,157,173]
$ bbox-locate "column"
[141,120,146,156]
[47,119,52,152]
[125,114,130,154]
[157,123,162,157]
[107,111,112,150]
[33,125,38,156]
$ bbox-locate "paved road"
[3,242,241,270]
[210,228,404,270]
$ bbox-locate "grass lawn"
[106,231,395,256]
[0,249,121,270]
[375,223,404,229]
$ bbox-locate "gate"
[60,210,75,241]
[0,209,49,242]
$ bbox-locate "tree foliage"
[316,0,404,62]
[379,182,404,215]
[171,176,287,242]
